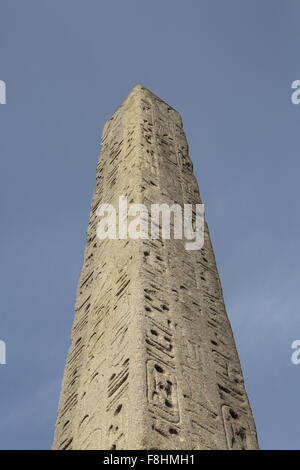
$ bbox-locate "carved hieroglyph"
[52,85,258,450]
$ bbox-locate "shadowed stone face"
[52,85,258,450]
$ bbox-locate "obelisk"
[52,85,258,450]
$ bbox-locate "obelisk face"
[52,85,258,450]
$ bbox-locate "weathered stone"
[52,85,258,450]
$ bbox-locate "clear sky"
[0,0,299,450]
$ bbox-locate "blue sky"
[0,0,299,449]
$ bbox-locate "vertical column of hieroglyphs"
[137,86,258,450]
[138,91,186,449]
[138,89,218,449]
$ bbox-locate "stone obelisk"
[52,85,258,450]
